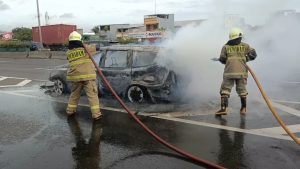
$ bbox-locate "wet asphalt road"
[0,58,300,169]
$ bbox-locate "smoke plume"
[156,1,300,102]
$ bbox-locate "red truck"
[32,24,77,51]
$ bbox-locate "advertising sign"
[2,32,13,40]
[144,18,159,25]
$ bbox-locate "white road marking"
[17,79,32,86]
[282,81,300,84]
[252,124,300,135]
[0,76,30,80]
[32,79,49,82]
[0,90,299,142]
[153,115,292,141]
[0,77,8,81]
[12,89,38,93]
[139,111,216,118]
[35,68,54,71]
[258,99,300,117]
[272,101,300,117]
[273,99,300,105]
[0,79,32,88]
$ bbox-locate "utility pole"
[155,0,156,14]
[36,0,44,49]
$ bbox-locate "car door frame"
[99,49,133,95]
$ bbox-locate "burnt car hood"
[131,64,170,87]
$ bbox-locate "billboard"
[144,18,159,25]
[2,32,13,40]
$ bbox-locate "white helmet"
[229,28,243,40]
[69,31,82,41]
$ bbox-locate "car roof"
[101,45,161,52]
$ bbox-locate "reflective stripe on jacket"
[66,48,96,82]
[219,42,252,79]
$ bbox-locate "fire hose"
[84,45,226,169]
[212,57,300,145]
[246,64,300,146]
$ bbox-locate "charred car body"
[49,45,178,103]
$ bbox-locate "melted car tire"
[52,77,66,96]
[127,85,149,103]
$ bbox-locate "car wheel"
[53,78,65,95]
[127,85,146,103]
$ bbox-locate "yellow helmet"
[229,28,243,40]
[69,31,82,41]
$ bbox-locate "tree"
[12,27,32,41]
[92,26,100,34]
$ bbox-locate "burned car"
[48,45,178,103]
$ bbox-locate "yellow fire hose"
[246,64,300,145]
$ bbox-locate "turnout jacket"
[66,48,96,82]
[219,42,257,79]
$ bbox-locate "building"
[124,14,175,43]
[99,24,130,42]
[98,14,205,43]
[144,14,174,32]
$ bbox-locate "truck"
[32,24,77,51]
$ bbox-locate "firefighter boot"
[215,97,228,116]
[240,97,247,115]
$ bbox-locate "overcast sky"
[0,0,299,32]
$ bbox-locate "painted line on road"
[32,79,49,82]
[0,75,30,80]
[272,101,300,117]
[273,99,300,105]
[35,68,54,71]
[251,124,300,135]
[11,89,39,93]
[17,79,32,86]
[0,77,8,81]
[282,81,300,84]
[153,115,292,141]
[151,111,216,118]
[0,90,297,142]
[258,99,300,117]
[0,79,32,88]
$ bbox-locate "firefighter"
[66,31,102,120]
[216,28,257,115]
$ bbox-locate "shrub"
[0,40,28,48]
[118,37,138,44]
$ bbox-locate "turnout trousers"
[220,78,248,97]
[66,80,101,119]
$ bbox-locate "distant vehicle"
[32,24,76,51]
[30,42,39,51]
[48,45,178,103]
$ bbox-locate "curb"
[0,51,66,60]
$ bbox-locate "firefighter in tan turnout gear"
[216,28,257,116]
[66,31,102,120]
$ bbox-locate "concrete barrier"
[48,51,66,60]
[0,51,67,60]
[0,52,29,59]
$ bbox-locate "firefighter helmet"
[69,31,82,41]
[229,28,243,40]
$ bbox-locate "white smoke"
[155,1,300,102]
[156,19,227,101]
